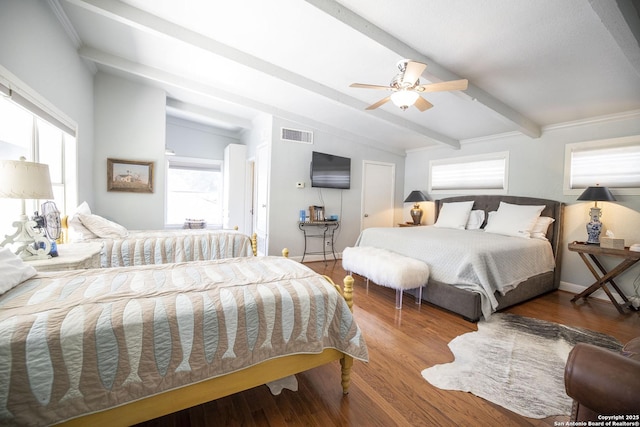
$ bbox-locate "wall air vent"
[281,127,313,144]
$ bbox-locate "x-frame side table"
[568,241,640,313]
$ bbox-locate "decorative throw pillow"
[466,210,486,230]
[0,246,37,295]
[78,214,129,238]
[434,201,475,230]
[530,216,555,240]
[67,201,98,241]
[483,202,545,238]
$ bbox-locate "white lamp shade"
[0,158,54,200]
[391,90,420,108]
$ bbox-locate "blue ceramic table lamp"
[577,185,616,244]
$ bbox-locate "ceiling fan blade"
[365,96,392,110]
[402,61,427,85]
[414,96,434,112]
[350,83,393,90]
[416,79,469,93]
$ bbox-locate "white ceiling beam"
[589,0,640,77]
[165,98,253,130]
[78,47,409,156]
[64,0,460,149]
[305,0,543,139]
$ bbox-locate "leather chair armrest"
[565,343,640,414]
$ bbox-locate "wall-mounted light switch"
[296,182,305,188]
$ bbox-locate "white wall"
[166,116,240,159]
[0,0,94,209]
[93,72,166,229]
[404,111,640,298]
[242,113,272,158]
[266,117,406,258]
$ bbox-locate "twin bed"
[61,202,257,267]
[85,228,256,267]
[0,253,368,426]
[356,195,563,321]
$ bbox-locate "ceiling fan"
[350,60,469,112]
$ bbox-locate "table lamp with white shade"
[0,157,54,259]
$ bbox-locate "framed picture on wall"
[107,158,154,193]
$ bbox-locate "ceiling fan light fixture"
[390,90,419,110]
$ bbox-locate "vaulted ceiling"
[55,0,640,154]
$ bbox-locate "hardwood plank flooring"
[137,260,639,427]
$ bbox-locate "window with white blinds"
[165,156,223,227]
[0,90,76,237]
[564,136,640,195]
[429,152,509,194]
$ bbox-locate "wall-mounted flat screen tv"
[310,151,351,189]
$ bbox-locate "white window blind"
[569,144,640,189]
[429,152,508,193]
[564,136,640,195]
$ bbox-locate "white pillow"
[531,216,555,240]
[79,214,129,238]
[483,202,545,238]
[466,210,486,230]
[68,201,98,241]
[486,210,497,227]
[434,201,475,230]
[0,246,37,295]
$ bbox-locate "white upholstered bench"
[342,246,430,309]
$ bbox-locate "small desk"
[25,242,103,272]
[568,242,640,313]
[298,221,339,264]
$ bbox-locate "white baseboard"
[559,280,630,303]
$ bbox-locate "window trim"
[428,151,509,195]
[563,135,640,196]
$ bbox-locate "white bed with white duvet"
[355,195,563,321]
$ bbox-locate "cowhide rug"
[421,313,622,419]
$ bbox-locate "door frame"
[254,143,270,256]
[244,158,255,236]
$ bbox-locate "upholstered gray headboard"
[434,195,564,261]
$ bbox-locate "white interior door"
[254,144,270,255]
[361,161,395,229]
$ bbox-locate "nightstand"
[25,242,103,272]
[398,222,425,227]
[568,241,640,313]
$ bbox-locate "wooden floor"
[138,260,640,427]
